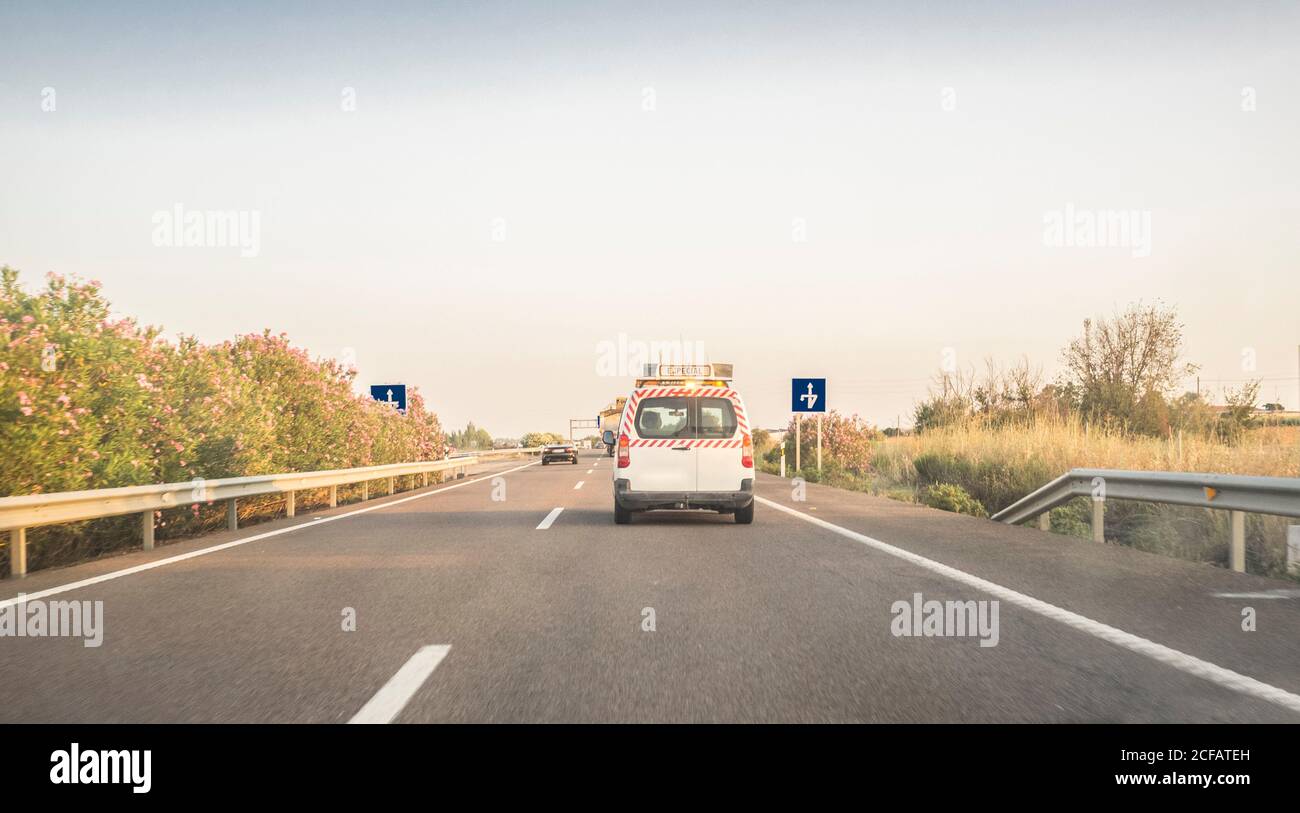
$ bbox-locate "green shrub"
[921,483,988,518]
[910,451,1054,514]
[911,452,973,487]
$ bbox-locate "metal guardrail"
[0,448,541,578]
[991,468,1300,573]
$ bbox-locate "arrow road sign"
[370,384,407,413]
[791,378,826,413]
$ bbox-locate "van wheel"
[734,502,754,524]
[541,460,548,466]
[614,503,632,525]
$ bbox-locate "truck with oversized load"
[599,397,627,456]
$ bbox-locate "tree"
[913,359,1051,432]
[913,367,976,433]
[521,431,564,447]
[1059,301,1197,434]
[447,421,493,450]
[1216,380,1261,442]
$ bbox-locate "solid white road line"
[536,507,564,529]
[0,460,542,609]
[756,496,1300,716]
[348,645,450,724]
[586,469,593,474]
[574,481,584,490]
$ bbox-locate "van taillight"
[617,433,630,468]
[741,433,753,468]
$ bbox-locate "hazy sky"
[2,1,1298,436]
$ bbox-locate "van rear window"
[696,398,738,439]
[633,396,737,439]
[635,397,692,438]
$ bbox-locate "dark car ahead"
[541,443,578,465]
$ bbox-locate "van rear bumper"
[614,478,753,512]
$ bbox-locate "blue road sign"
[370,384,407,413]
[791,378,826,413]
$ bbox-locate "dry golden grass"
[875,416,1300,479]
[838,417,1299,579]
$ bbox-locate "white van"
[601,365,755,525]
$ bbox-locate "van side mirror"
[601,430,615,446]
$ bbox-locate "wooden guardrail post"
[142,511,155,551]
[329,485,338,508]
[10,528,27,578]
[1037,512,1050,531]
[422,472,429,488]
[1230,510,1246,572]
[387,476,395,496]
[1091,500,1105,543]
[362,481,368,501]
[286,490,296,518]
[227,499,238,531]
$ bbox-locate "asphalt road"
[2,451,1298,723]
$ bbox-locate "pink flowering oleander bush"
[768,410,881,475]
[0,266,445,573]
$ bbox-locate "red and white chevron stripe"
[627,438,744,448]
[618,386,750,444]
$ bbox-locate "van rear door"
[694,394,746,491]
[626,394,696,492]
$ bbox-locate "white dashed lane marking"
[536,507,564,530]
[349,645,450,724]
